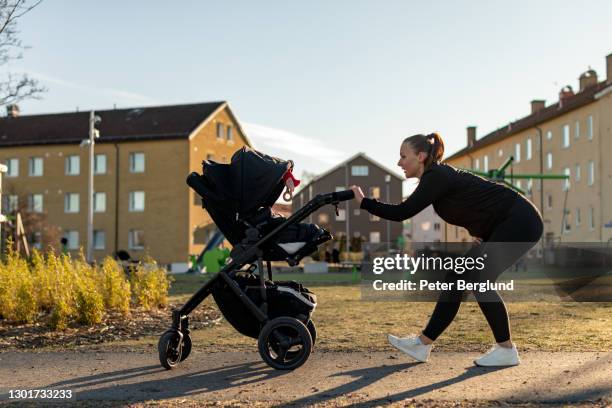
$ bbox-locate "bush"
[0,246,170,329]
[130,256,170,310]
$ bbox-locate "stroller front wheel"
[258,317,312,370]
[158,330,184,369]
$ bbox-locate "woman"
[351,133,543,366]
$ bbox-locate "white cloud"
[29,71,159,106]
[243,122,345,165]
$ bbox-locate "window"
[206,154,214,161]
[351,165,368,176]
[474,158,479,170]
[370,214,380,222]
[562,124,570,148]
[589,206,595,230]
[335,208,346,221]
[563,215,571,233]
[369,186,380,199]
[64,230,79,250]
[226,125,233,141]
[497,149,503,157]
[420,221,431,231]
[587,161,594,186]
[5,158,18,177]
[527,179,533,195]
[483,155,489,172]
[546,152,553,170]
[575,208,581,226]
[93,230,106,250]
[94,192,106,213]
[94,154,107,174]
[64,193,79,213]
[575,164,581,182]
[563,167,570,191]
[7,194,18,212]
[369,231,380,243]
[335,186,345,192]
[547,194,552,209]
[575,120,580,139]
[128,229,145,249]
[526,138,532,160]
[129,152,145,173]
[546,130,552,140]
[587,115,593,140]
[515,180,522,190]
[65,155,80,175]
[353,209,361,216]
[433,223,441,231]
[129,191,145,212]
[514,143,521,162]
[317,213,329,224]
[27,194,43,213]
[28,157,43,176]
[216,123,224,139]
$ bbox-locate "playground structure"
[463,155,570,238]
[187,230,229,274]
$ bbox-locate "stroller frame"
[158,173,354,370]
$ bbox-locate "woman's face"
[397,142,426,178]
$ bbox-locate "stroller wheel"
[180,333,192,362]
[158,330,183,369]
[258,317,312,370]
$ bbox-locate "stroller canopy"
[204,146,290,218]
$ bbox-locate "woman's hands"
[351,185,365,205]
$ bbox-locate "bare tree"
[0,0,45,108]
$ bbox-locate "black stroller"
[158,147,354,370]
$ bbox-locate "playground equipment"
[187,230,228,274]
[464,155,570,237]
[465,155,569,195]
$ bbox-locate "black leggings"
[422,197,543,343]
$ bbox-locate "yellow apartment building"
[0,101,251,270]
[444,52,612,244]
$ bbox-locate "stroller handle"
[332,189,355,202]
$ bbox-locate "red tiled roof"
[445,81,611,161]
[0,101,225,147]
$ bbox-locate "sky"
[8,0,612,189]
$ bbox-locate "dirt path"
[0,350,610,406]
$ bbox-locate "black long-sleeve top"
[360,163,521,239]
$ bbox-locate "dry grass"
[109,285,612,353]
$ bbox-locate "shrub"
[0,247,170,329]
[100,257,131,315]
[130,257,170,310]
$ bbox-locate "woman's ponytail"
[403,132,445,168]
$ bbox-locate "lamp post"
[81,111,101,263]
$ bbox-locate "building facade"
[443,52,612,243]
[0,102,251,270]
[292,153,403,250]
[410,205,443,242]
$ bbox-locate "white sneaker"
[474,343,520,367]
[388,334,432,363]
